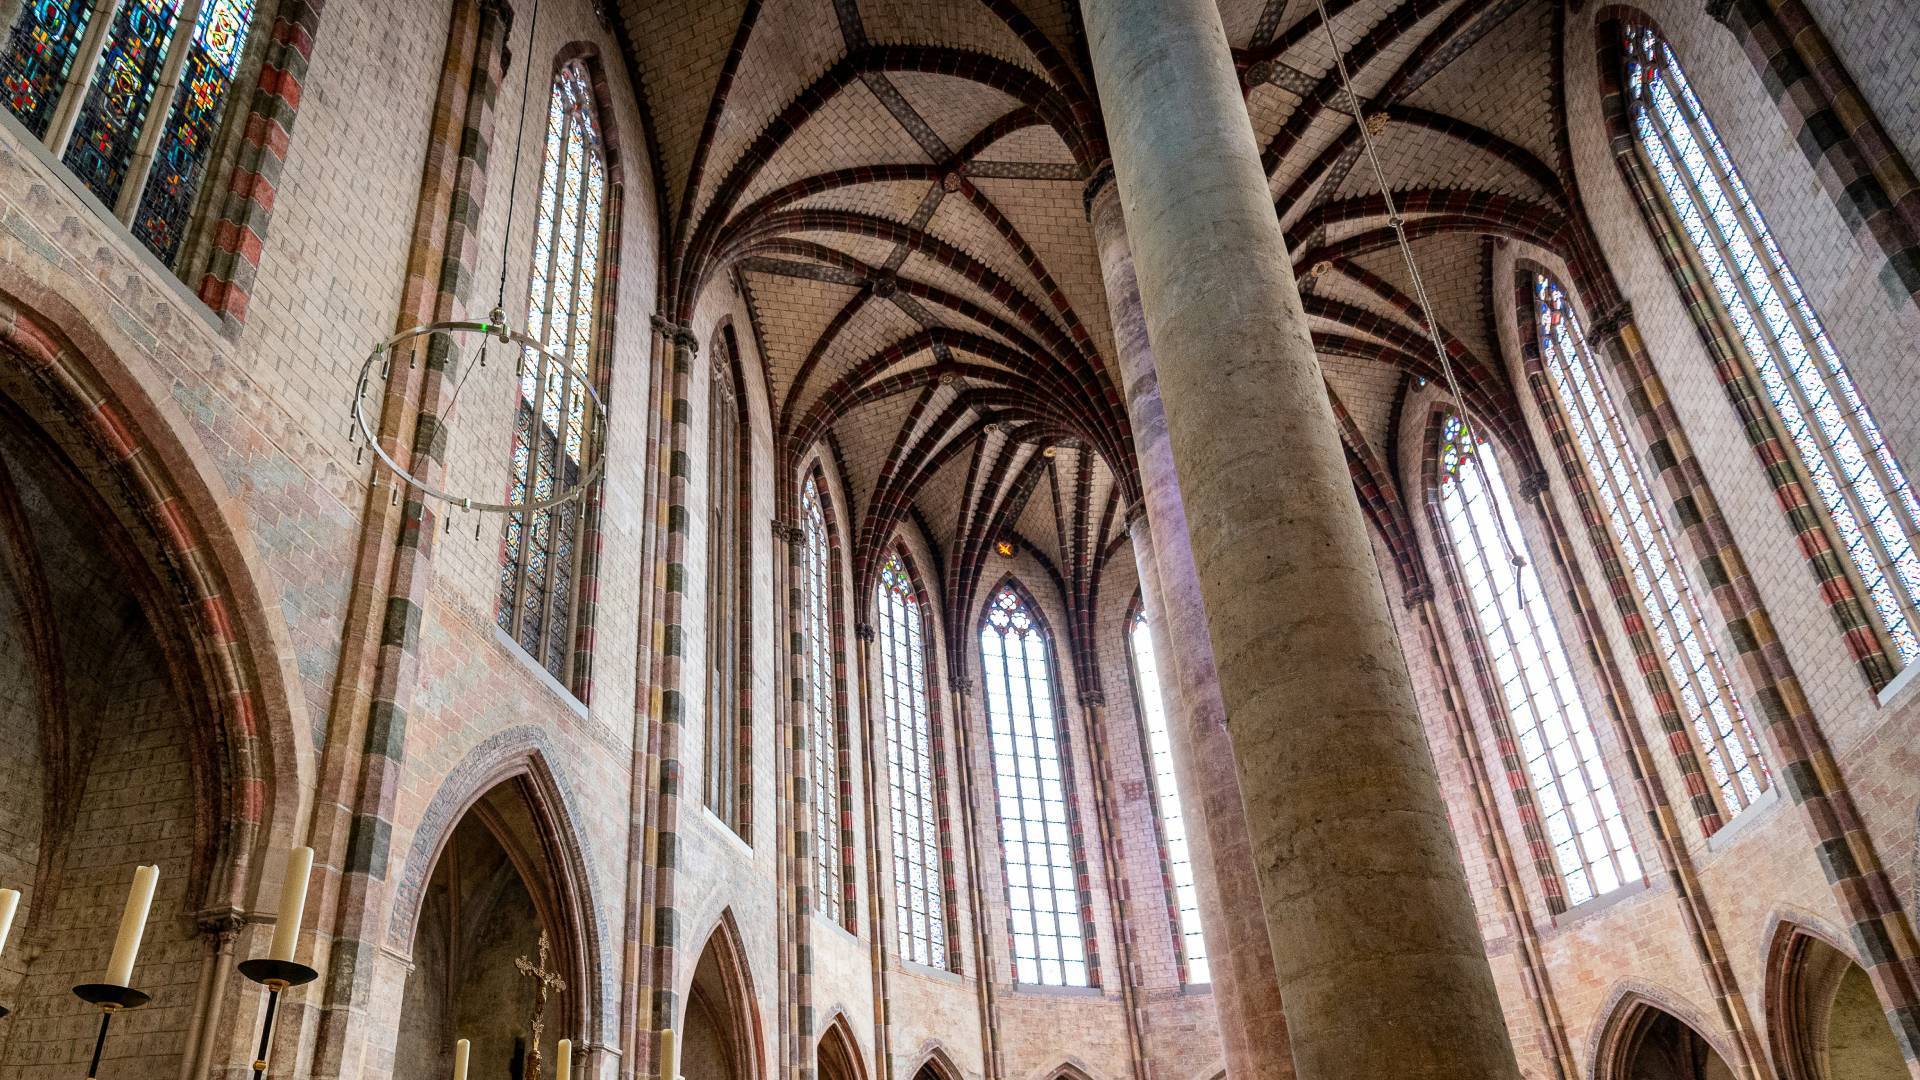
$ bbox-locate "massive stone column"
[1080,1,1521,1076]
[1094,172,1293,1080]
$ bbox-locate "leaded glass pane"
[1627,26,1920,672]
[803,477,844,923]
[1128,610,1207,984]
[981,583,1089,987]
[496,61,607,689]
[1440,416,1640,905]
[1535,275,1770,820]
[877,553,948,968]
[0,0,97,136]
[63,0,186,209]
[132,0,255,261]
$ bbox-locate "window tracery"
[1127,608,1207,984]
[705,338,745,835]
[1439,415,1640,905]
[1534,274,1769,821]
[1626,25,1920,673]
[980,582,1090,987]
[0,0,258,263]
[497,60,606,689]
[802,474,847,925]
[876,552,948,968]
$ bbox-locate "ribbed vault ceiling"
[613,0,1610,648]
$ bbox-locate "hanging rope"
[1312,0,1479,451]
[1311,0,1527,567]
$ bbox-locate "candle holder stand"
[71,984,151,1080]
[237,959,317,1080]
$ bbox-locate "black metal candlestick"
[71,983,151,1079]
[237,958,317,1080]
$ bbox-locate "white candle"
[452,1039,470,1080]
[268,846,313,963]
[554,1039,571,1078]
[0,888,18,957]
[105,865,158,987]
[659,1029,677,1080]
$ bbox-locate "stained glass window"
[497,62,607,688]
[1127,609,1206,983]
[876,552,948,968]
[1627,26,1920,674]
[1439,415,1641,906]
[704,340,745,835]
[980,583,1089,987]
[1535,275,1769,821]
[802,475,847,925]
[0,0,259,264]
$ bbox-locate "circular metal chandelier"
[350,316,608,515]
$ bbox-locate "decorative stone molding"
[1517,469,1552,499]
[1400,583,1435,609]
[772,519,805,545]
[854,623,876,643]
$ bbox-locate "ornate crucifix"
[515,930,568,1080]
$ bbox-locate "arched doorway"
[394,777,588,1080]
[817,1016,865,1080]
[680,916,759,1080]
[1769,924,1907,1079]
[0,384,226,1073]
[1599,999,1737,1080]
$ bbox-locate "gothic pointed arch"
[873,543,958,969]
[816,1011,869,1080]
[1420,402,1642,912]
[904,1044,962,1080]
[1594,7,1920,690]
[1764,918,1908,1080]
[1589,988,1738,1080]
[976,574,1098,988]
[388,736,611,1062]
[800,458,856,928]
[681,909,765,1080]
[0,279,308,919]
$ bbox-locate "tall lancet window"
[802,475,848,925]
[875,552,949,968]
[1439,416,1640,906]
[704,337,745,835]
[1534,275,1769,822]
[0,0,258,263]
[498,61,607,687]
[1127,609,1207,983]
[1626,26,1920,673]
[980,583,1090,987]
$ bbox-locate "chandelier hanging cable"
[348,0,606,524]
[1312,0,1475,445]
[1311,0,1526,565]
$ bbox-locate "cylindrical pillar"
[1093,170,1292,1080]
[1080,0,1520,1075]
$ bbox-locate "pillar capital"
[1082,160,1117,222]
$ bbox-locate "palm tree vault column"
[1079,1,1522,1076]
[1093,170,1293,1080]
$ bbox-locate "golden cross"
[515,930,569,1080]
